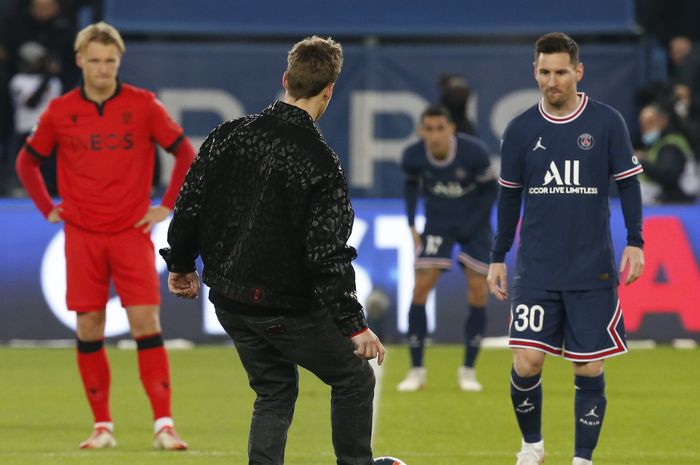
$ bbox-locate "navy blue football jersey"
[401,134,494,231]
[497,93,642,290]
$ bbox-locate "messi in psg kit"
[493,92,643,360]
[488,32,645,465]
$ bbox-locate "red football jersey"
[25,82,184,233]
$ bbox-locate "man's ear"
[324,82,335,100]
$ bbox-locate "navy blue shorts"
[508,286,627,361]
[415,225,492,275]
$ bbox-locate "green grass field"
[1,345,698,465]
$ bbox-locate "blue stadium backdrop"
[118,42,645,197]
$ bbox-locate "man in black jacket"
[160,36,384,465]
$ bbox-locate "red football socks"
[135,333,172,420]
[77,339,112,424]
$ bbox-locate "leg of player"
[459,267,488,391]
[512,348,546,465]
[397,267,441,392]
[572,360,606,465]
[126,305,187,451]
[76,310,116,449]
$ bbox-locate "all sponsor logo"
[528,160,598,195]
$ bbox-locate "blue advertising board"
[2,199,699,343]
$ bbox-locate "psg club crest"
[577,133,594,150]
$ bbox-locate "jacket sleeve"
[160,128,217,273]
[303,169,368,337]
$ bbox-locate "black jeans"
[215,305,375,465]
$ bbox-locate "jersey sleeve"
[400,145,421,180]
[472,140,497,183]
[400,146,420,226]
[149,96,185,151]
[609,109,643,181]
[24,102,57,158]
[498,122,523,189]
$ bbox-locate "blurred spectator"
[5,41,61,196]
[637,103,698,204]
[636,1,700,155]
[0,0,79,92]
[438,74,476,135]
[0,0,93,195]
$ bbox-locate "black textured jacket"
[160,101,367,336]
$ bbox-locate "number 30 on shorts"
[513,304,544,332]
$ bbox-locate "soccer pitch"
[0,345,698,465]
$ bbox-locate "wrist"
[350,327,369,337]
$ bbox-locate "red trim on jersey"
[509,338,563,356]
[613,165,644,181]
[498,177,523,189]
[538,92,588,124]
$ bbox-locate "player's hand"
[134,205,171,233]
[351,328,386,365]
[619,245,644,285]
[47,207,63,223]
[167,271,200,299]
[487,262,509,301]
[410,227,422,252]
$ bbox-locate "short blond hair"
[286,36,343,99]
[74,21,125,54]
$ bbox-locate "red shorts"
[64,223,160,312]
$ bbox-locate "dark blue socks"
[407,303,427,367]
[510,367,543,443]
[574,373,607,460]
[464,306,486,367]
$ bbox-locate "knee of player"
[412,284,434,303]
[513,350,545,376]
[573,360,604,377]
[467,279,489,306]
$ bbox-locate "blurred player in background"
[15,21,195,450]
[488,32,645,465]
[398,104,497,392]
[161,35,384,465]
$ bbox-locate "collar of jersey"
[538,92,588,124]
[79,80,122,104]
[425,135,456,167]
